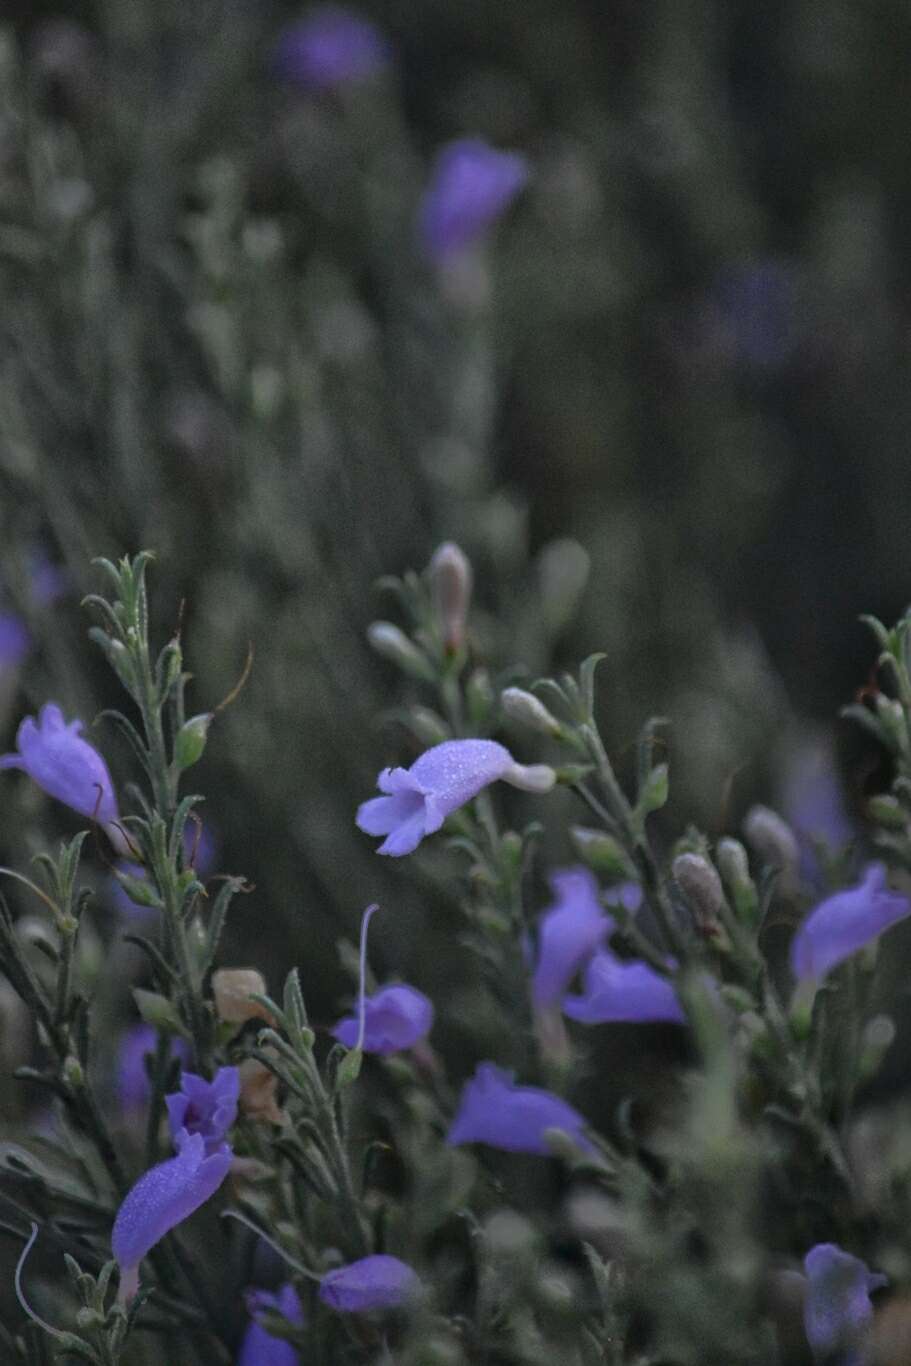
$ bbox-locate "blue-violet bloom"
[117,1025,189,1114]
[447,1062,591,1155]
[419,138,529,263]
[790,863,911,982]
[562,950,686,1026]
[166,1067,239,1155]
[0,614,30,671]
[0,702,122,837]
[239,1283,304,1366]
[531,867,613,1010]
[112,1132,232,1300]
[319,1254,421,1312]
[332,984,433,1055]
[273,6,390,91]
[357,738,553,857]
[803,1242,886,1363]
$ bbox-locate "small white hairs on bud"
[672,852,725,931]
[743,805,800,895]
[500,687,562,737]
[429,542,473,651]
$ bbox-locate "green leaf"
[579,652,607,718]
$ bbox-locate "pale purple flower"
[419,139,529,263]
[332,984,433,1055]
[447,1062,591,1155]
[273,7,390,91]
[531,868,613,1010]
[790,864,911,982]
[803,1243,885,1362]
[0,703,119,829]
[711,258,799,371]
[0,614,30,670]
[239,1284,304,1366]
[28,550,69,606]
[319,1254,421,1312]
[605,880,643,914]
[782,737,853,883]
[562,950,685,1026]
[117,1025,189,1114]
[356,738,553,857]
[166,1067,239,1155]
[112,1132,232,1298]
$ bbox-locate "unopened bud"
[429,541,473,651]
[501,687,563,738]
[466,668,494,727]
[868,794,907,830]
[367,622,435,682]
[237,1057,284,1124]
[673,853,725,932]
[62,1055,84,1088]
[503,762,557,794]
[407,707,450,746]
[174,713,212,769]
[858,1014,896,1082]
[570,827,635,879]
[537,538,590,637]
[743,805,800,895]
[212,969,273,1026]
[638,763,669,815]
[716,837,751,891]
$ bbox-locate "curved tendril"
[0,868,60,917]
[356,903,380,1053]
[220,1210,321,1281]
[15,1224,69,1341]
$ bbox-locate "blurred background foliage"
[0,0,908,1074]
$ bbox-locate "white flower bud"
[428,542,473,651]
[743,805,800,895]
[502,762,557,794]
[367,622,435,681]
[673,852,725,931]
[500,687,562,737]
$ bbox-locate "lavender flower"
[418,139,529,263]
[332,984,433,1055]
[803,1243,885,1362]
[0,614,30,671]
[356,738,554,856]
[319,1255,421,1312]
[447,1062,591,1155]
[117,1025,189,1114]
[166,1067,239,1155]
[782,737,853,882]
[604,880,644,914]
[562,950,685,1025]
[239,1284,304,1366]
[790,864,911,982]
[531,868,613,1010]
[112,1132,232,1299]
[0,703,120,833]
[273,7,390,91]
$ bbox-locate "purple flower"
[803,1243,885,1362]
[531,868,613,1010]
[790,864,911,982]
[419,139,529,263]
[356,738,553,857]
[273,7,390,91]
[0,703,120,829]
[332,984,433,1055]
[166,1067,239,1155]
[112,1132,232,1298]
[562,950,685,1026]
[28,550,69,606]
[117,1025,190,1114]
[605,880,643,914]
[711,258,799,371]
[782,738,853,883]
[239,1284,304,1366]
[319,1254,421,1312]
[447,1062,591,1155]
[0,614,30,671]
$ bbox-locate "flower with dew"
[117,1024,190,1114]
[803,1243,886,1363]
[112,1132,232,1300]
[790,864,911,983]
[319,1254,421,1312]
[0,614,30,672]
[418,138,529,264]
[447,1062,592,1155]
[0,702,127,850]
[333,983,433,1055]
[562,950,685,1026]
[531,867,614,1011]
[239,1283,304,1366]
[356,738,554,857]
[273,6,390,91]
[166,1067,239,1156]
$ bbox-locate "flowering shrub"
[1,548,911,1365]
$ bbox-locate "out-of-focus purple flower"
[319,1254,421,1312]
[447,1062,591,1155]
[562,950,685,1025]
[117,1025,189,1114]
[166,1067,239,1155]
[781,738,853,883]
[112,1132,232,1299]
[0,703,121,832]
[0,614,30,671]
[239,1283,304,1366]
[273,7,390,91]
[604,880,643,914]
[332,984,433,1055]
[28,550,69,606]
[356,738,553,857]
[419,139,529,264]
[109,821,218,919]
[711,258,799,371]
[803,1243,885,1362]
[531,868,613,1010]
[790,864,911,982]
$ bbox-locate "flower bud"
[429,542,473,651]
[673,852,725,933]
[501,687,563,738]
[237,1058,283,1125]
[174,713,211,770]
[502,762,557,794]
[366,622,435,682]
[211,968,273,1025]
[858,1014,896,1083]
[743,805,800,896]
[407,706,450,746]
[569,827,635,879]
[868,794,906,830]
[537,538,590,637]
[466,667,494,727]
[717,837,751,891]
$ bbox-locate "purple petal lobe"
[239,1283,304,1366]
[531,867,613,1009]
[166,1067,239,1155]
[332,984,433,1054]
[1,701,119,825]
[790,864,911,982]
[111,1133,231,1273]
[419,138,529,262]
[117,1025,190,1114]
[562,951,685,1025]
[803,1242,885,1360]
[273,6,390,90]
[0,613,31,670]
[319,1254,421,1312]
[447,1062,591,1155]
